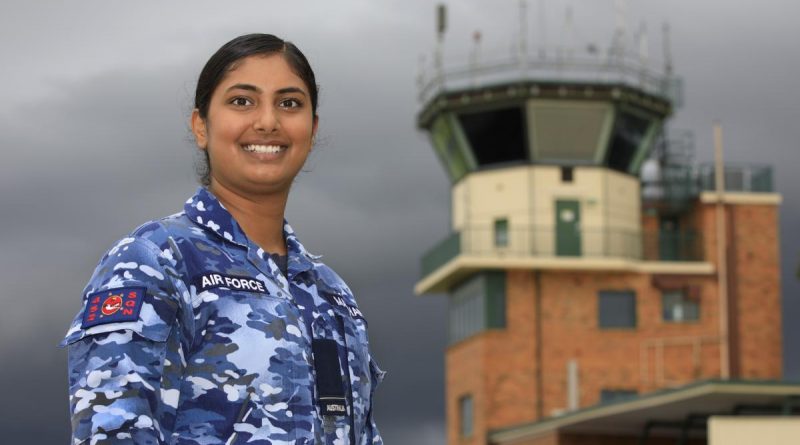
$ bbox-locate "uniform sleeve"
[61,236,183,445]
[365,357,387,444]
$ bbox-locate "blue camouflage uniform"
[61,187,386,445]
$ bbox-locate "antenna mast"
[662,22,673,77]
[610,0,628,63]
[435,4,447,89]
[538,0,547,58]
[519,0,528,76]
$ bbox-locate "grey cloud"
[2,1,800,444]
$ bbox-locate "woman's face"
[192,54,318,196]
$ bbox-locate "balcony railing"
[421,226,703,277]
[697,164,774,193]
[643,164,774,213]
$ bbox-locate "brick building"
[414,30,794,444]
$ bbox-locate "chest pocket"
[310,293,372,444]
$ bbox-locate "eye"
[229,96,253,107]
[279,98,302,109]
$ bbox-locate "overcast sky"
[1,1,798,443]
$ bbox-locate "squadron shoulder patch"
[81,287,146,328]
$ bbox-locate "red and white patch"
[82,287,146,328]
[101,295,123,316]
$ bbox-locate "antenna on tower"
[635,21,649,86]
[662,22,673,77]
[470,30,482,87]
[610,0,628,63]
[563,5,574,60]
[538,0,547,58]
[435,4,447,89]
[519,0,528,76]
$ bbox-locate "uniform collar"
[185,187,320,275]
[184,187,249,248]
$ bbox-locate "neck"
[208,180,289,255]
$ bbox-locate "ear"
[191,109,208,149]
[311,115,319,145]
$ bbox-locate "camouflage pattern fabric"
[61,187,386,444]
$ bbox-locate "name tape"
[192,272,268,294]
[324,293,364,321]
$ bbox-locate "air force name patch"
[81,287,146,328]
[192,272,267,294]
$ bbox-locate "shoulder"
[311,260,361,305]
[60,215,192,346]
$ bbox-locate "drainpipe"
[535,270,544,419]
[714,122,730,379]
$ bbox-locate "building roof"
[490,380,800,444]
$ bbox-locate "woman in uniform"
[62,33,385,445]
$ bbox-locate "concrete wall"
[708,417,800,445]
[451,166,641,259]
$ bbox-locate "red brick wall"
[536,271,722,412]
[445,200,783,444]
[728,204,782,378]
[446,270,540,445]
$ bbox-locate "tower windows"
[598,290,637,329]
[662,289,699,322]
[607,109,652,174]
[448,272,506,344]
[561,166,574,182]
[457,107,528,167]
[494,218,509,247]
[459,395,474,438]
[600,389,638,404]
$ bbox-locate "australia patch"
[81,287,146,328]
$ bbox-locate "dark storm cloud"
[2,1,800,443]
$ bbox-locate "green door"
[659,217,679,261]
[556,200,581,256]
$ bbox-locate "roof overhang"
[415,256,714,295]
[490,380,800,444]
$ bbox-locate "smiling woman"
[60,34,385,445]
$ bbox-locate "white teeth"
[242,144,285,154]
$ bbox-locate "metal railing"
[421,226,703,277]
[697,164,774,193]
[417,45,680,104]
[642,164,775,211]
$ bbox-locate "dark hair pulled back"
[193,33,319,185]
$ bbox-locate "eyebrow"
[225,84,307,96]
[226,83,261,94]
[276,87,307,97]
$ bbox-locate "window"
[607,110,651,173]
[600,389,638,404]
[598,290,637,329]
[457,107,528,167]
[494,218,509,247]
[561,166,574,183]
[449,272,506,344]
[460,395,474,438]
[662,289,699,322]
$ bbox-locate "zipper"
[336,314,357,445]
[225,390,253,445]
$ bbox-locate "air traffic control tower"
[416,6,789,445]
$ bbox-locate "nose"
[253,106,279,132]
